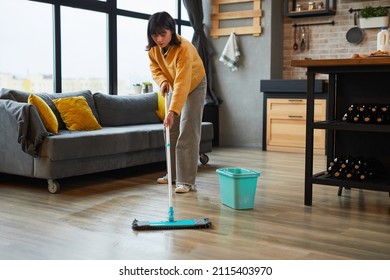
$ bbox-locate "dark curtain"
[183,0,220,105]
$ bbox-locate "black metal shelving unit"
[294,60,390,206]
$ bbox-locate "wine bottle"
[355,157,379,181]
[354,170,364,181]
[376,112,390,124]
[357,104,367,113]
[353,157,364,170]
[357,170,374,181]
[345,168,356,180]
[325,165,337,177]
[368,104,378,113]
[333,168,343,179]
[347,104,358,113]
[363,113,376,124]
[342,156,355,179]
[379,104,390,113]
[344,156,356,168]
[342,112,354,122]
[330,156,346,168]
[341,155,353,169]
[353,113,364,123]
[326,157,340,177]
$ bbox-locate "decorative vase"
[359,16,389,29]
[133,85,142,94]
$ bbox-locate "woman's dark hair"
[146,11,181,50]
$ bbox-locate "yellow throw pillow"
[53,96,102,131]
[155,92,166,121]
[28,94,59,134]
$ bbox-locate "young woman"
[146,11,207,193]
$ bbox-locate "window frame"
[29,0,191,94]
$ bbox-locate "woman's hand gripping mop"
[132,91,211,230]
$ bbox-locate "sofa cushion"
[38,122,213,161]
[93,92,161,126]
[28,94,59,134]
[155,92,165,121]
[53,96,102,131]
[39,124,164,161]
[0,88,99,130]
[39,91,99,130]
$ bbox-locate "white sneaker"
[175,184,197,193]
[157,175,168,184]
[157,175,175,185]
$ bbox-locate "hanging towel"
[219,32,240,71]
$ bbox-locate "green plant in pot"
[359,6,389,29]
[360,6,388,18]
[142,81,153,93]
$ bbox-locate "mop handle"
[164,92,174,222]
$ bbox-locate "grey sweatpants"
[167,77,207,186]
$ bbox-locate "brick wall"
[283,0,390,79]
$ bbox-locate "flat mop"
[132,92,211,230]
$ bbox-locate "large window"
[0,0,53,92]
[117,16,150,95]
[0,0,191,94]
[61,6,108,93]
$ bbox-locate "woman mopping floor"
[132,11,211,230]
[132,93,211,230]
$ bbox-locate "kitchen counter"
[291,57,390,68]
[260,79,326,93]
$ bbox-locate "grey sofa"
[0,88,213,193]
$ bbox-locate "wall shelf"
[210,0,262,38]
[285,0,337,18]
[292,20,335,28]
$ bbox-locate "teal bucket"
[216,168,261,210]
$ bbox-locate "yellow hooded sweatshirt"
[148,35,206,115]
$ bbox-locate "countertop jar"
[308,2,315,10]
[296,4,302,12]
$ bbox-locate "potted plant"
[133,83,142,94]
[142,81,153,93]
[359,6,389,29]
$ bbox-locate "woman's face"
[151,29,172,49]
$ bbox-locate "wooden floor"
[0,147,389,260]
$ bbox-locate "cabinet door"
[266,98,326,154]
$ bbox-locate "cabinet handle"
[288,99,304,102]
[288,115,304,118]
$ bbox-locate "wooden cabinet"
[267,98,326,154]
[260,79,328,154]
[285,0,336,18]
[291,58,390,206]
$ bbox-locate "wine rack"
[291,58,390,206]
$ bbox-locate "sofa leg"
[199,153,209,164]
[47,179,60,194]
